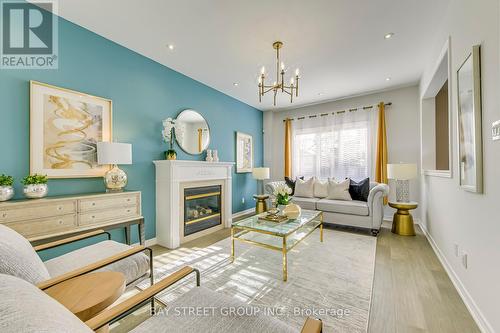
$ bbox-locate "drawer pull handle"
[57,206,62,211]
[2,213,6,218]
[127,209,131,213]
[58,220,63,224]
[91,215,95,219]
[127,198,131,202]
[92,203,96,206]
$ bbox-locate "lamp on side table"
[387,163,418,236]
[252,167,270,214]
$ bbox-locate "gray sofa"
[266,181,389,236]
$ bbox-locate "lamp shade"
[387,163,417,180]
[252,167,270,180]
[97,142,132,165]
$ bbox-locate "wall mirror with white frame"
[420,38,452,177]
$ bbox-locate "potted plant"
[0,174,14,202]
[162,118,177,160]
[274,183,292,209]
[22,174,48,199]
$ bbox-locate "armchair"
[0,266,323,333]
[0,224,153,290]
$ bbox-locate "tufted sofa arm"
[265,180,288,197]
[367,183,389,229]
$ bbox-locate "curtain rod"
[282,102,392,122]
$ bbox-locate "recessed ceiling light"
[167,44,175,50]
[318,92,324,96]
[233,82,239,86]
[386,77,391,81]
[384,33,394,39]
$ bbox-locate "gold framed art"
[30,81,113,178]
[236,131,253,173]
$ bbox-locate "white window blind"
[292,109,377,181]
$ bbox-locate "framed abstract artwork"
[30,81,113,178]
[457,45,483,193]
[236,131,253,173]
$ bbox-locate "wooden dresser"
[0,191,144,246]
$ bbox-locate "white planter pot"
[0,186,14,201]
[23,184,48,199]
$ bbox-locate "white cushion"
[0,274,92,333]
[327,179,352,201]
[316,199,369,216]
[294,177,315,198]
[313,179,329,198]
[0,225,50,285]
[44,240,150,285]
[290,196,320,210]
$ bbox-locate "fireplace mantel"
[154,160,234,249]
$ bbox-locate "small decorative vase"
[212,150,219,162]
[206,149,213,162]
[165,149,177,160]
[23,184,48,199]
[283,203,301,219]
[0,186,14,201]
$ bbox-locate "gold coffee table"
[231,210,323,281]
[389,201,418,236]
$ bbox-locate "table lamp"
[97,142,132,192]
[252,167,270,195]
[387,163,417,202]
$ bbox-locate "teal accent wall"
[0,15,262,258]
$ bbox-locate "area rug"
[137,229,376,332]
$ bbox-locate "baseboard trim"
[419,223,493,333]
[232,208,254,219]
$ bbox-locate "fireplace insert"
[184,185,222,236]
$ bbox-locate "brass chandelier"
[258,41,300,106]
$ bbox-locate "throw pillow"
[313,178,329,198]
[294,177,315,198]
[284,176,304,196]
[327,179,352,201]
[349,178,370,202]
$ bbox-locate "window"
[292,112,374,181]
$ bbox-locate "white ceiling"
[54,0,450,111]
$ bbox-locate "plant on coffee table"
[274,183,292,206]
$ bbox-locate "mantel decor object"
[97,142,132,192]
[162,118,177,160]
[387,163,417,202]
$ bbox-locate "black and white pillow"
[284,176,304,196]
[348,178,370,202]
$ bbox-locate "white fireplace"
[154,160,234,249]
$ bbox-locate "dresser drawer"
[79,193,140,212]
[0,201,76,223]
[5,214,77,238]
[79,206,139,226]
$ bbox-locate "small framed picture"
[235,132,253,173]
[30,81,112,178]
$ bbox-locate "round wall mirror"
[175,109,210,155]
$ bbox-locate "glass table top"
[232,209,321,236]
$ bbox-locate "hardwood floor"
[369,222,479,333]
[112,220,479,333]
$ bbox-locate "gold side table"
[253,194,269,213]
[389,201,418,236]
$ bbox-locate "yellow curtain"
[375,102,388,204]
[284,118,292,178]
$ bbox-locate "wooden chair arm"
[34,229,111,252]
[85,266,199,331]
[301,317,323,333]
[37,245,147,290]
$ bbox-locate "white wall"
[419,0,499,331]
[264,85,421,218]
